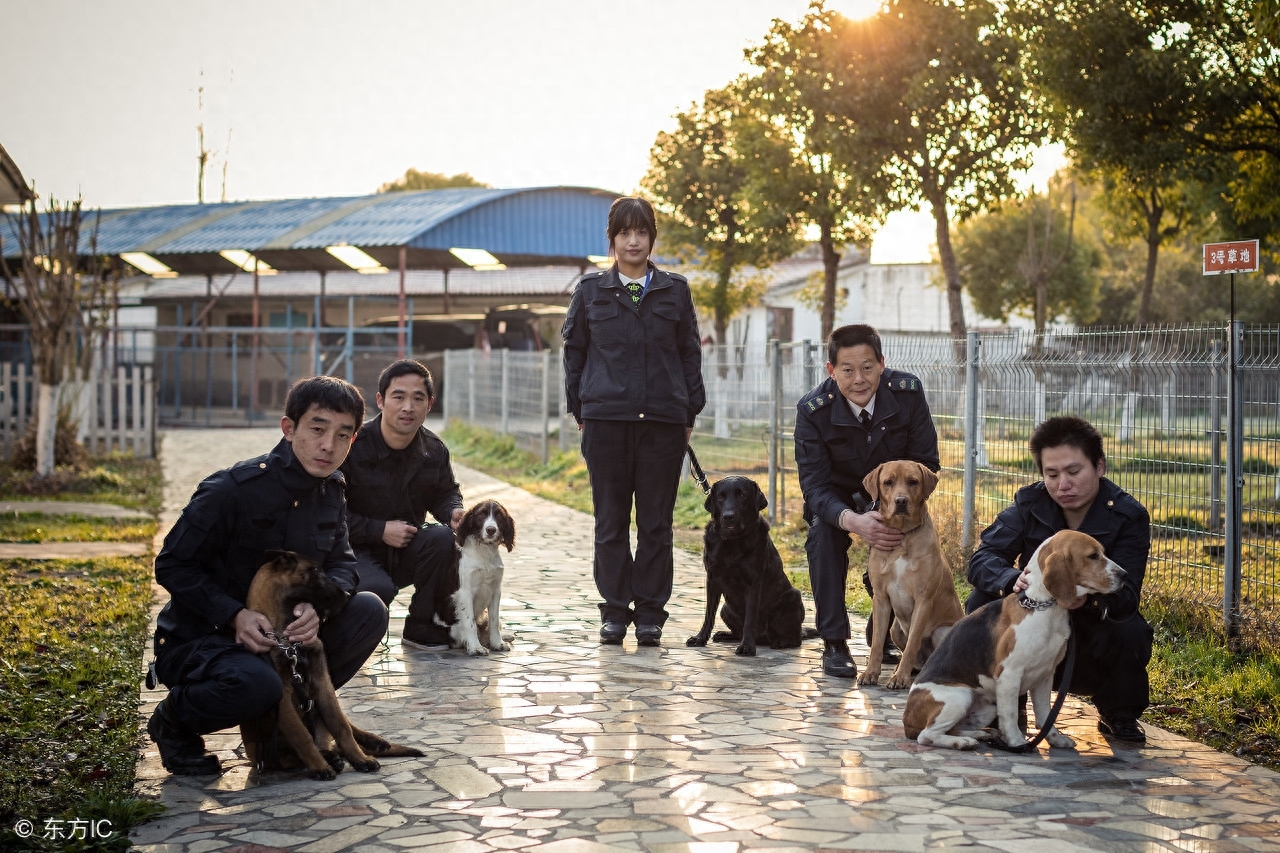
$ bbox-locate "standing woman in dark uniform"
[562,197,705,647]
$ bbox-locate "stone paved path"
[133,428,1280,852]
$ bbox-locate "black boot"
[146,698,221,776]
[822,639,858,678]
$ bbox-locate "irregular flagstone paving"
[133,428,1280,852]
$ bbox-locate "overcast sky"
[2,0,1004,262]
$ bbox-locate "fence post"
[442,350,451,431]
[144,365,156,458]
[1210,338,1223,533]
[962,331,980,551]
[500,349,510,435]
[1224,321,1243,644]
[541,349,551,465]
[768,338,780,524]
[468,351,476,422]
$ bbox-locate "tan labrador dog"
[857,460,964,689]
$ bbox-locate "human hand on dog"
[382,520,418,549]
[844,509,904,552]
[234,608,277,653]
[283,602,322,647]
[449,507,465,530]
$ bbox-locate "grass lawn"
[444,421,1280,772]
[0,455,165,852]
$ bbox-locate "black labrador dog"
[687,476,809,656]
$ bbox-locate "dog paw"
[710,631,740,644]
[1047,731,1075,749]
[466,645,489,656]
[351,757,380,773]
[307,766,338,781]
[686,635,709,647]
[320,750,346,774]
[885,672,914,690]
[857,667,881,687]
[490,640,510,652]
[734,643,757,656]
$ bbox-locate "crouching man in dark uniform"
[795,324,939,679]
[967,415,1153,744]
[147,376,389,775]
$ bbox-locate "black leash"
[988,630,1077,753]
[686,445,710,495]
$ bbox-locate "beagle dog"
[858,460,964,689]
[903,529,1124,750]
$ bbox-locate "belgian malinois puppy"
[241,550,422,779]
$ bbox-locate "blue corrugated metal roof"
[17,187,620,275]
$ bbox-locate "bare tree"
[0,194,102,475]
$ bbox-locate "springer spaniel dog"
[449,499,516,655]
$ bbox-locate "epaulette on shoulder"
[229,456,272,483]
[800,388,838,413]
[665,270,688,284]
[884,375,922,393]
[579,269,606,281]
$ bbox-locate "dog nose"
[894,496,909,511]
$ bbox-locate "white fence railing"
[1,363,156,460]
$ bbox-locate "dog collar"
[1017,592,1057,611]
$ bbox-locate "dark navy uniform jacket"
[562,264,706,428]
[794,369,939,527]
[968,477,1151,623]
[154,437,358,646]
[340,413,464,562]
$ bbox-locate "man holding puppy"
[148,376,387,775]
[795,324,940,679]
[967,415,1153,743]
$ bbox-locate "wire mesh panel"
[438,324,1279,647]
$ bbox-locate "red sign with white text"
[1203,239,1260,275]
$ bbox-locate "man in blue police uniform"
[147,376,388,775]
[967,415,1153,743]
[795,324,939,679]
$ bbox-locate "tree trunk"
[932,196,967,364]
[35,382,58,476]
[1136,194,1167,324]
[819,221,840,342]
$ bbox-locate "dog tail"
[351,726,425,758]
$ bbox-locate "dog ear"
[704,484,717,514]
[500,507,516,552]
[754,482,768,512]
[1039,541,1080,603]
[918,464,939,500]
[263,549,295,569]
[862,465,882,502]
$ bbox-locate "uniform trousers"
[154,591,388,735]
[967,588,1153,722]
[581,418,686,627]
[804,516,858,641]
[355,523,458,625]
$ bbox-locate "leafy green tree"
[746,4,886,342]
[378,169,490,192]
[838,0,1051,343]
[642,82,801,373]
[1014,0,1245,323]
[955,176,1100,333]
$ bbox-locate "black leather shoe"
[635,624,662,647]
[147,699,221,775]
[599,621,626,645]
[822,640,858,678]
[1098,717,1147,744]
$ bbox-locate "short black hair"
[1029,415,1105,472]
[827,323,884,365]
[606,197,658,245]
[283,375,365,427]
[377,358,434,399]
